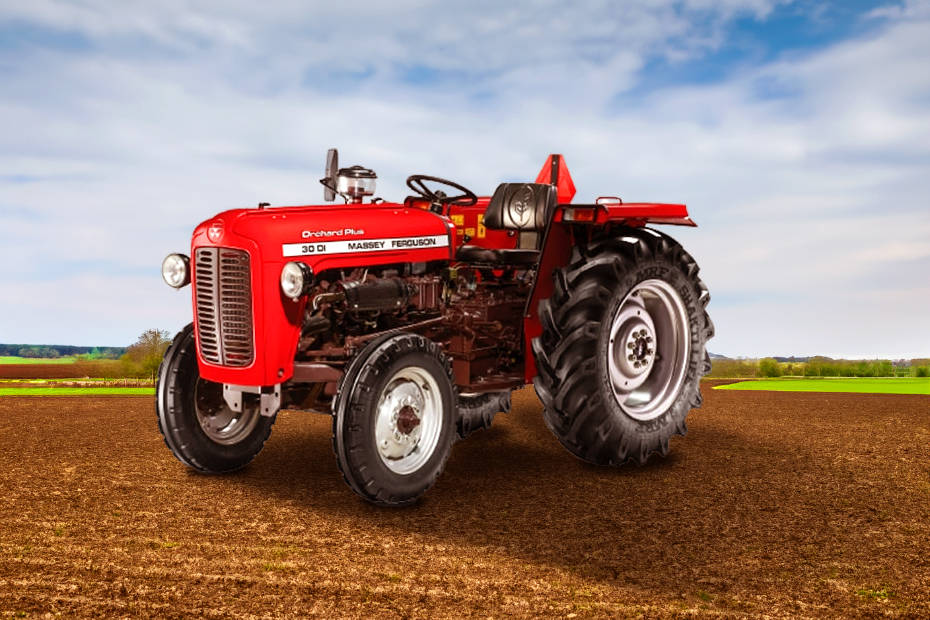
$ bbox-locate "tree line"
[709,356,930,378]
[0,344,125,359]
[2,331,172,381]
[8,335,929,382]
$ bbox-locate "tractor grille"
[194,247,254,367]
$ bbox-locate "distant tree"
[121,329,172,380]
[100,347,124,360]
[16,346,59,358]
[916,366,930,378]
[707,358,758,378]
[758,357,782,378]
[873,360,894,377]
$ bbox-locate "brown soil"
[0,361,121,380]
[0,364,80,379]
[1,388,928,618]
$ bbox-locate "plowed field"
[1,387,928,618]
[0,362,119,380]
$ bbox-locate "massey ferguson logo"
[207,221,223,242]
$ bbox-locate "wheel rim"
[607,279,690,421]
[194,379,260,445]
[374,366,443,475]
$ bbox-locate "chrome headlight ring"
[162,253,190,288]
[280,261,314,300]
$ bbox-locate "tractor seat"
[454,245,539,266]
[454,182,557,267]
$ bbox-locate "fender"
[554,201,696,228]
[531,154,695,227]
[522,201,696,383]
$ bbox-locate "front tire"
[532,227,713,466]
[156,324,276,473]
[333,333,456,506]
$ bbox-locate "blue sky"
[0,0,928,358]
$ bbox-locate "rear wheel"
[532,227,713,465]
[156,324,275,473]
[333,333,456,506]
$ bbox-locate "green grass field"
[0,387,154,397]
[0,356,76,364]
[714,377,930,395]
[1,378,107,383]
[0,378,145,384]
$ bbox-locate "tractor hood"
[188,201,456,387]
[191,202,456,273]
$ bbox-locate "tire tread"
[532,227,712,466]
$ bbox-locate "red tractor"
[157,150,713,506]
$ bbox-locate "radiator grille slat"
[194,247,254,367]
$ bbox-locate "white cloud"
[0,0,928,358]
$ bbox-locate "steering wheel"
[406,174,478,209]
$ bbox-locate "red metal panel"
[190,202,454,386]
[191,221,277,386]
[554,202,695,227]
[534,154,576,203]
[600,202,693,224]
[522,221,572,383]
[445,198,518,251]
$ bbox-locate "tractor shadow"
[231,387,843,596]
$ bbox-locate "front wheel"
[156,324,276,473]
[333,333,457,506]
[532,227,713,466]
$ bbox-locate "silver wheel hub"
[375,367,442,475]
[612,309,656,386]
[194,379,260,445]
[608,279,690,421]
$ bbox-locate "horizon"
[1,1,928,357]
[3,342,928,363]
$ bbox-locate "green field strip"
[0,387,155,396]
[714,377,930,395]
[0,378,146,383]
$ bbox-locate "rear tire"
[156,324,276,473]
[532,227,713,466]
[332,333,456,506]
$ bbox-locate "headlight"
[161,253,190,288]
[280,261,313,300]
